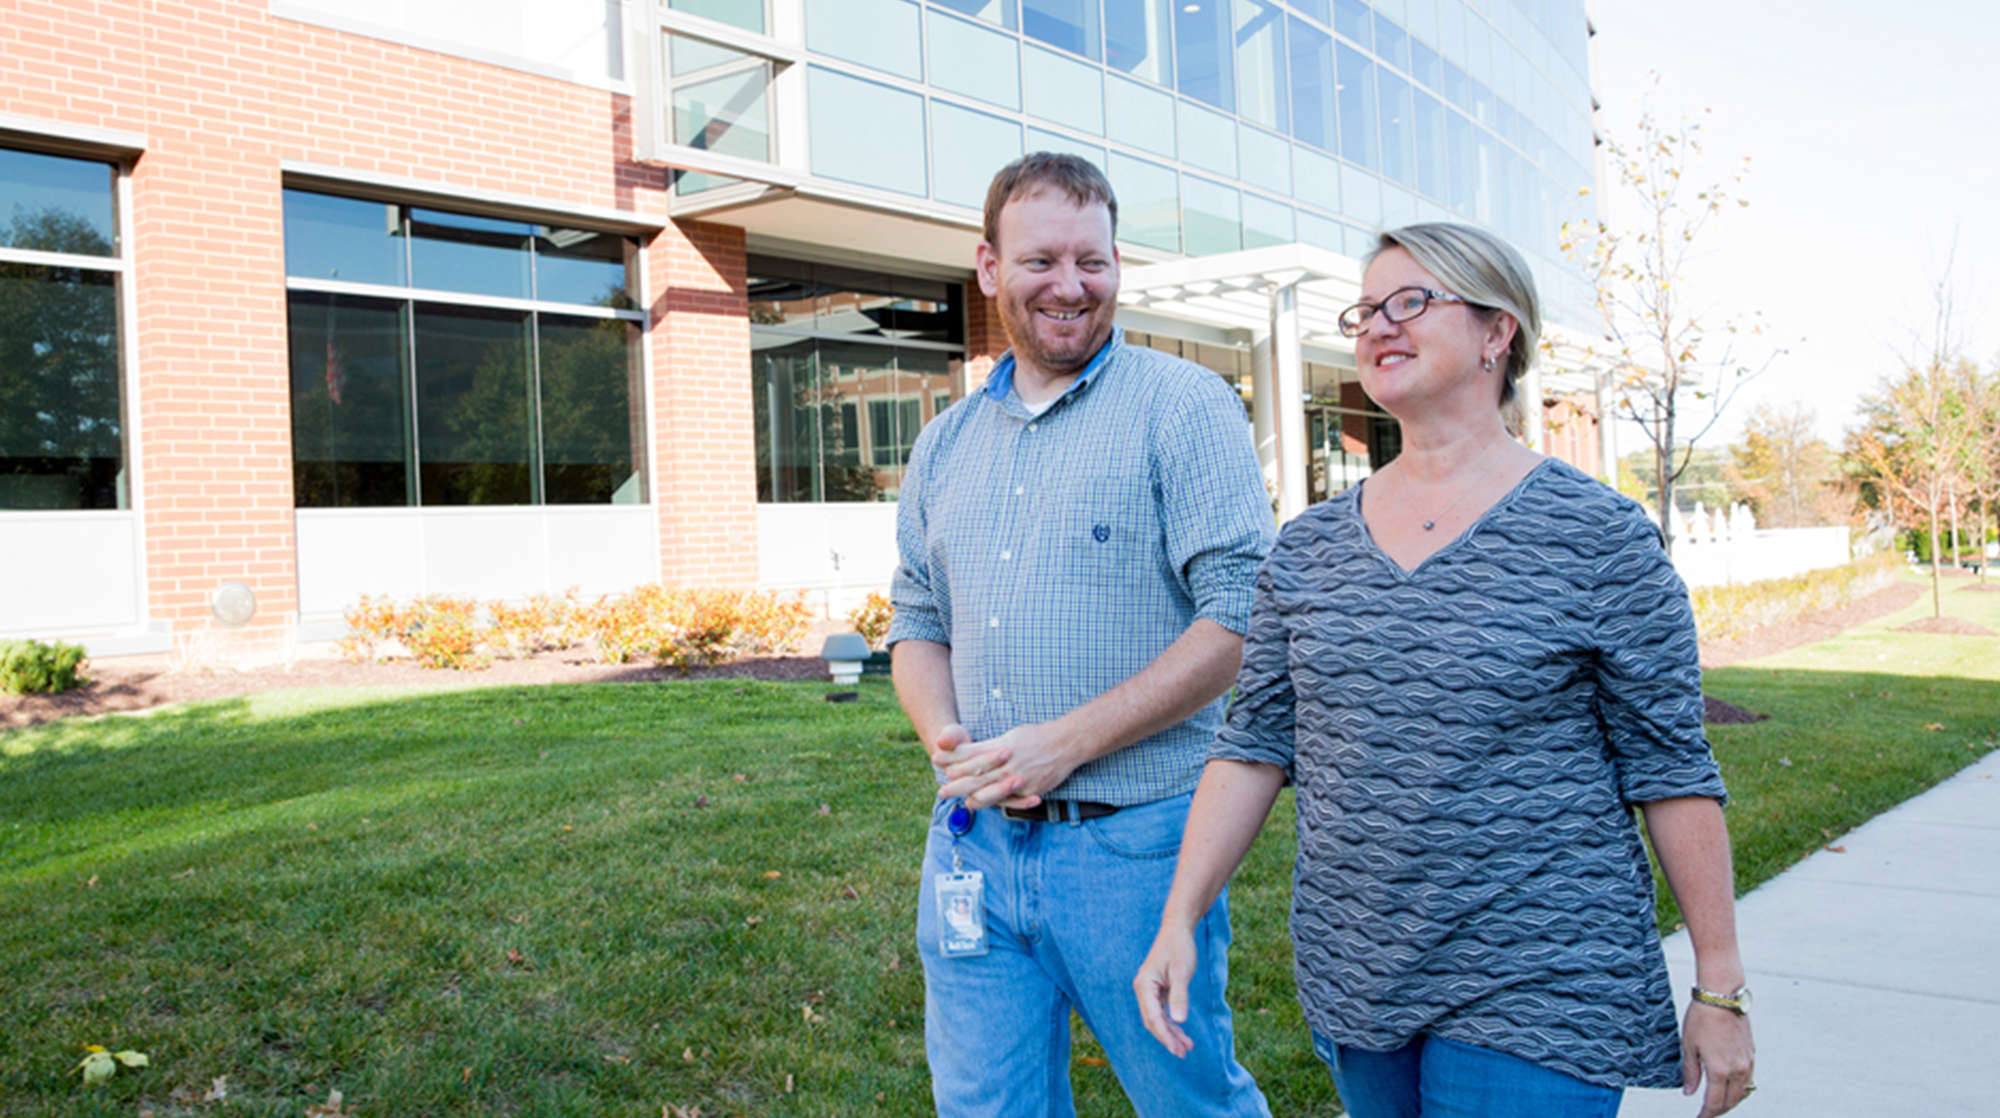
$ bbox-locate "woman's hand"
[1133,924,1199,1057]
[1681,1001,1756,1118]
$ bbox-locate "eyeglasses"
[1336,287,1472,338]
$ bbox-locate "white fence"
[1669,502,1851,588]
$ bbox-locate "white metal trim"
[0,112,148,158]
[285,277,648,321]
[280,160,664,234]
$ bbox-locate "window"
[1022,0,1099,59]
[0,147,125,511]
[1104,0,1172,85]
[1378,70,1415,188]
[1174,0,1234,112]
[748,257,963,502]
[1288,16,1336,153]
[1233,0,1287,133]
[1336,42,1378,171]
[282,190,645,508]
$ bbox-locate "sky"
[1586,0,2000,448]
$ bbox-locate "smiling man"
[886,153,1275,1118]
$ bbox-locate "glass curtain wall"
[282,189,647,508]
[0,146,125,511]
[748,256,963,503]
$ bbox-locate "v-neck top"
[1211,457,1725,1089]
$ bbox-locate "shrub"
[0,638,89,695]
[847,591,894,650]
[399,596,490,670]
[1690,552,1902,642]
[574,585,815,669]
[339,595,407,664]
[486,589,581,659]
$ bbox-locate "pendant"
[1422,520,1436,531]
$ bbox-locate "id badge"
[934,871,988,957]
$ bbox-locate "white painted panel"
[295,506,658,618]
[294,510,427,615]
[757,503,901,591]
[541,507,658,597]
[420,511,556,599]
[0,513,142,635]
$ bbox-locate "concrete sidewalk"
[1619,749,2000,1118]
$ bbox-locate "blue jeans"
[917,792,1269,1118]
[1315,1032,1623,1118]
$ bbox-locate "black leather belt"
[999,800,1122,823]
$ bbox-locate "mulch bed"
[2,648,831,732]
[1897,616,1997,636]
[1,577,1982,733]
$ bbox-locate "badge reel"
[936,799,988,958]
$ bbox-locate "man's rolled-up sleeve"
[1157,373,1277,636]
[887,426,950,648]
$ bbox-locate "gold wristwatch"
[1690,985,1753,1017]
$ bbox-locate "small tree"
[1847,358,1982,618]
[1563,94,1768,554]
[1956,366,2000,586]
[1725,402,1846,528]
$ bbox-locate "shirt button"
[990,687,1002,699]
[1014,486,1024,495]
[1028,423,1038,432]
[1000,550,1011,560]
[989,617,999,628]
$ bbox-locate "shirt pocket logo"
[1092,524,1111,543]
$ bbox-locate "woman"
[1135,224,1755,1118]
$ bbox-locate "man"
[886,153,1275,1117]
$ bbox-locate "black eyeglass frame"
[1336,286,1475,338]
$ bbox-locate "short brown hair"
[982,152,1119,250]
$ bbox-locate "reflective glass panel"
[1411,87,1446,200]
[0,264,122,509]
[1409,36,1442,89]
[414,303,535,505]
[1445,106,1476,213]
[1174,0,1234,112]
[807,0,923,79]
[672,54,775,163]
[751,336,824,502]
[535,228,632,309]
[817,340,898,500]
[1239,125,1292,196]
[1376,15,1411,71]
[409,209,532,300]
[283,190,405,285]
[1336,42,1378,171]
[1443,59,1472,111]
[1023,0,1100,59]
[929,11,1022,109]
[934,0,1017,27]
[747,258,818,328]
[1233,0,1287,132]
[1104,0,1172,85]
[1379,70,1415,188]
[1333,0,1371,48]
[1242,193,1292,248]
[287,291,412,508]
[1106,74,1177,157]
[1178,102,1237,178]
[807,67,929,196]
[1295,145,1341,211]
[670,0,765,34]
[1291,0,1329,24]
[1288,16,1336,153]
[1026,128,1107,173]
[934,102,1024,209]
[538,314,646,504]
[1024,45,1105,134]
[0,148,116,256]
[1182,175,1241,256]
[1108,154,1180,252]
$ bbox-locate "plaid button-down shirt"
[887,329,1275,805]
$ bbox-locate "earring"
[1481,354,1496,372]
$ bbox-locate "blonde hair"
[1370,223,1542,431]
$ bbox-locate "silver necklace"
[1403,443,1503,531]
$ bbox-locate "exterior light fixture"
[211,580,258,627]
[820,633,872,684]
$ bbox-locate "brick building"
[1,0,1606,656]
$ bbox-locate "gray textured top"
[888,328,1275,805]
[1211,458,1726,1088]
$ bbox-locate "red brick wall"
[0,0,756,651]
[1543,393,1602,478]
[962,284,1008,393]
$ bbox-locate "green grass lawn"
[0,682,1327,1117]
[4,569,1993,1116]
